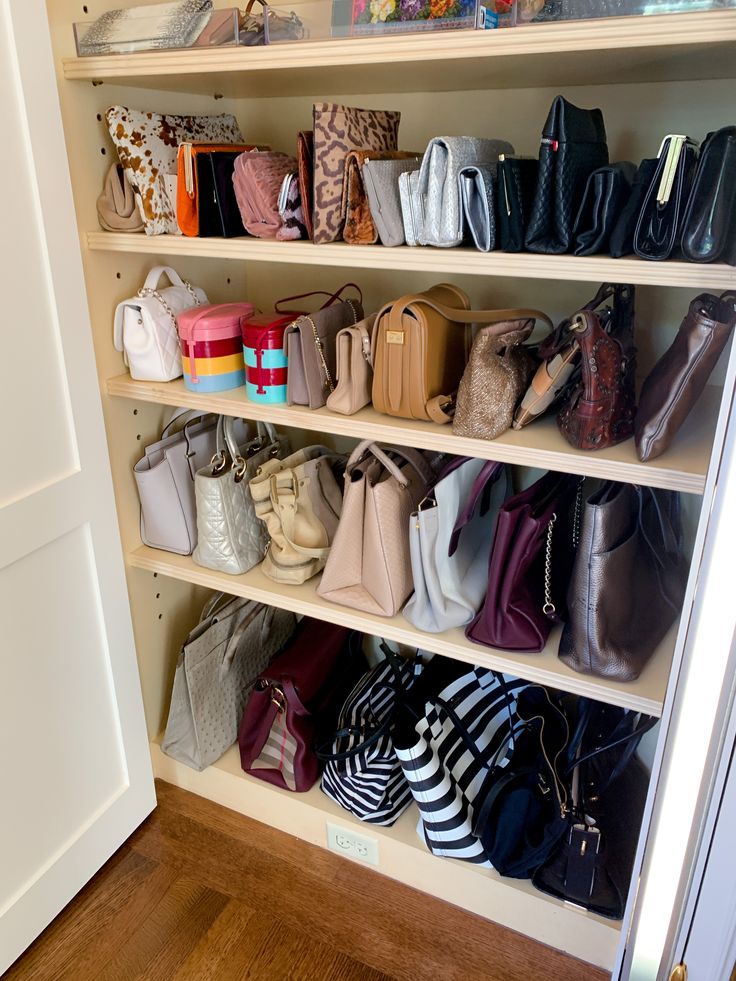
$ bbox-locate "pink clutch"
[232,150,300,239]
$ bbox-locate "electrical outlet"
[326,822,379,865]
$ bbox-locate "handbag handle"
[141,265,186,291]
[274,282,363,313]
[222,418,277,465]
[448,461,506,557]
[384,293,553,331]
[346,440,434,488]
[268,459,344,559]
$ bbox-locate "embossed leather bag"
[326,314,377,416]
[249,446,345,584]
[312,102,401,245]
[342,150,419,245]
[192,419,288,576]
[636,291,736,462]
[363,157,422,247]
[318,441,434,617]
[559,483,688,681]
[284,284,364,409]
[525,96,609,254]
[557,301,637,451]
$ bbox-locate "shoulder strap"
[448,461,505,556]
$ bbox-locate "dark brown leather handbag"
[636,291,736,462]
[557,287,637,451]
[558,482,688,682]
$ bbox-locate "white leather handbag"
[113,265,207,380]
[193,418,289,576]
[403,458,510,633]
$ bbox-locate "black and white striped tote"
[394,667,527,866]
[320,653,417,827]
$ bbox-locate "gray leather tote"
[162,592,297,771]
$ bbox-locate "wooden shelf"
[64,11,736,96]
[150,739,621,970]
[108,374,718,494]
[129,545,673,717]
[88,232,736,291]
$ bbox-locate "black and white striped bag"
[319,651,418,827]
[394,667,527,866]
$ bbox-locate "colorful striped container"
[241,311,302,404]
[177,302,254,393]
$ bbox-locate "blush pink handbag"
[232,150,298,238]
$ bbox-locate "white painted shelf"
[64,11,736,96]
[150,738,621,970]
[88,232,736,291]
[129,545,673,716]
[108,374,718,495]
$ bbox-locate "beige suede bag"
[249,446,345,584]
[317,441,434,617]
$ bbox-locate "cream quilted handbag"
[249,446,345,584]
[317,441,434,617]
[193,418,288,576]
[113,265,207,381]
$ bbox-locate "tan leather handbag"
[326,315,376,416]
[317,441,434,617]
[249,446,345,584]
[371,284,551,424]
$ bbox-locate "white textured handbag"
[193,418,289,576]
[403,458,509,633]
[113,265,207,380]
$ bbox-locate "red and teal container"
[177,302,254,393]
[241,311,302,404]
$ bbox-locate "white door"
[0,1,155,972]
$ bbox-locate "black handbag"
[634,135,700,261]
[497,155,538,253]
[681,126,736,265]
[525,96,609,255]
[572,162,636,256]
[609,158,658,258]
[532,700,656,919]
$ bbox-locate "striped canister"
[241,310,302,404]
[176,302,254,393]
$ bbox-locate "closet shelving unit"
[53,5,736,972]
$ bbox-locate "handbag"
[681,126,736,265]
[404,458,510,634]
[193,419,289,576]
[609,158,658,258]
[113,264,207,381]
[325,314,377,416]
[78,0,213,55]
[399,169,424,247]
[297,130,314,240]
[363,156,422,247]
[106,106,243,235]
[312,102,401,245]
[162,592,297,771]
[284,284,364,408]
[497,155,538,253]
[371,284,550,425]
[634,134,700,261]
[133,407,223,555]
[176,301,254,393]
[342,150,420,245]
[249,445,345,584]
[319,644,419,826]
[636,291,736,462]
[238,0,305,44]
[176,142,259,236]
[232,150,299,238]
[525,96,609,254]
[238,619,360,791]
[452,319,541,440]
[466,470,585,654]
[559,483,688,681]
[417,136,514,248]
[317,441,435,617]
[97,164,144,232]
[572,162,636,256]
[459,165,496,252]
[393,660,528,866]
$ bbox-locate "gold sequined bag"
[453,321,540,441]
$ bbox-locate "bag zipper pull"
[541,137,559,151]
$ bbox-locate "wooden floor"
[7,780,610,981]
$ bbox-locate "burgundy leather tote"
[238,618,358,792]
[466,471,584,653]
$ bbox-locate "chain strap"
[543,512,558,617]
[137,280,200,328]
[308,299,360,394]
[572,479,585,549]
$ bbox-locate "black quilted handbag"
[525,96,609,254]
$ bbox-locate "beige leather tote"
[326,314,377,416]
[317,440,434,617]
[249,446,345,584]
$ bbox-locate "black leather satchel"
[497,155,538,253]
[634,135,699,261]
[681,126,736,265]
[525,96,609,255]
[572,162,636,256]
[609,158,658,258]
